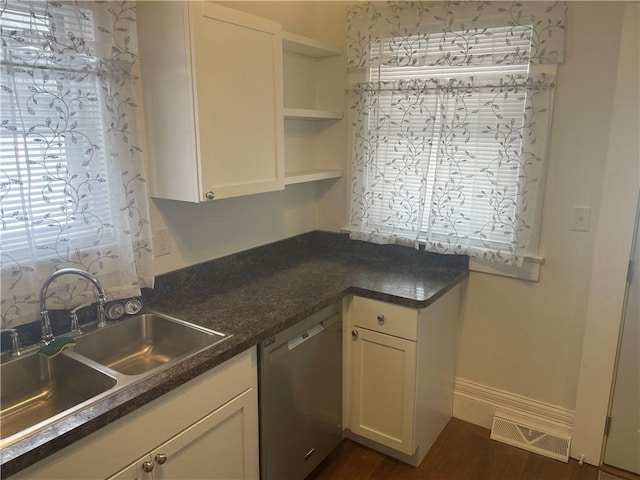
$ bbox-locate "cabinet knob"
[351,329,358,339]
[377,314,385,324]
[205,191,215,200]
[141,461,154,473]
[155,453,168,465]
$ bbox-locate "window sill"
[469,255,544,282]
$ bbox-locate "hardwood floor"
[307,418,600,480]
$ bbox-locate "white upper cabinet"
[138,2,284,202]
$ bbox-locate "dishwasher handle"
[287,322,324,351]
[261,306,341,360]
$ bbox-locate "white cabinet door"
[152,388,259,480]
[108,389,258,480]
[349,327,417,455]
[137,2,284,202]
[191,3,284,201]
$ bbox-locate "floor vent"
[490,414,571,462]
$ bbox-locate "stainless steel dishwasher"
[259,302,342,480]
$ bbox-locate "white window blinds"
[368,35,531,250]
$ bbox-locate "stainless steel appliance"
[259,303,342,480]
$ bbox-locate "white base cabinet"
[11,349,259,480]
[345,285,462,466]
[109,389,256,480]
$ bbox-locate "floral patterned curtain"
[347,1,566,265]
[0,1,153,328]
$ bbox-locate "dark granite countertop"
[1,231,468,478]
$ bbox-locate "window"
[346,2,565,267]
[1,2,113,254]
[1,1,153,328]
[368,29,533,251]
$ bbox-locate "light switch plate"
[572,206,592,232]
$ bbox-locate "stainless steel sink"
[72,313,228,375]
[0,312,229,449]
[0,353,117,441]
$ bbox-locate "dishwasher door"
[259,303,342,480]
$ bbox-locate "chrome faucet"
[0,328,22,357]
[39,268,108,344]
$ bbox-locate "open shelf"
[283,31,343,58]
[282,31,344,187]
[285,169,343,185]
[284,108,343,120]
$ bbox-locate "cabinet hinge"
[627,260,635,285]
[604,416,612,436]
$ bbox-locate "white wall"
[455,2,626,416]
[150,186,317,275]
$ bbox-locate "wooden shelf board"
[284,108,343,120]
[284,170,343,185]
[282,31,343,58]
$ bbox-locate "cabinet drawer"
[351,296,418,341]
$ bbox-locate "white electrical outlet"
[155,229,171,256]
[572,206,592,232]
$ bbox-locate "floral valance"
[346,1,567,70]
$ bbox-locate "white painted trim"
[469,255,544,282]
[453,377,574,434]
[572,3,640,467]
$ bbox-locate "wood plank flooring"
[307,418,600,480]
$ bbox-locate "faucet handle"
[95,292,108,328]
[40,310,54,345]
[96,302,107,328]
[69,303,92,335]
[1,329,22,357]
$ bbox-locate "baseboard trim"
[453,377,574,434]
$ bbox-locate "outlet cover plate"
[572,206,592,232]
[155,229,171,256]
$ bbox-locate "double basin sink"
[0,313,229,448]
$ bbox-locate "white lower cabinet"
[345,285,462,466]
[349,328,417,455]
[110,389,256,480]
[12,348,259,480]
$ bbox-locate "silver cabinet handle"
[142,461,154,473]
[155,453,168,465]
[377,314,385,324]
[205,191,215,200]
[351,329,358,339]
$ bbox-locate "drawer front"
[351,296,418,341]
